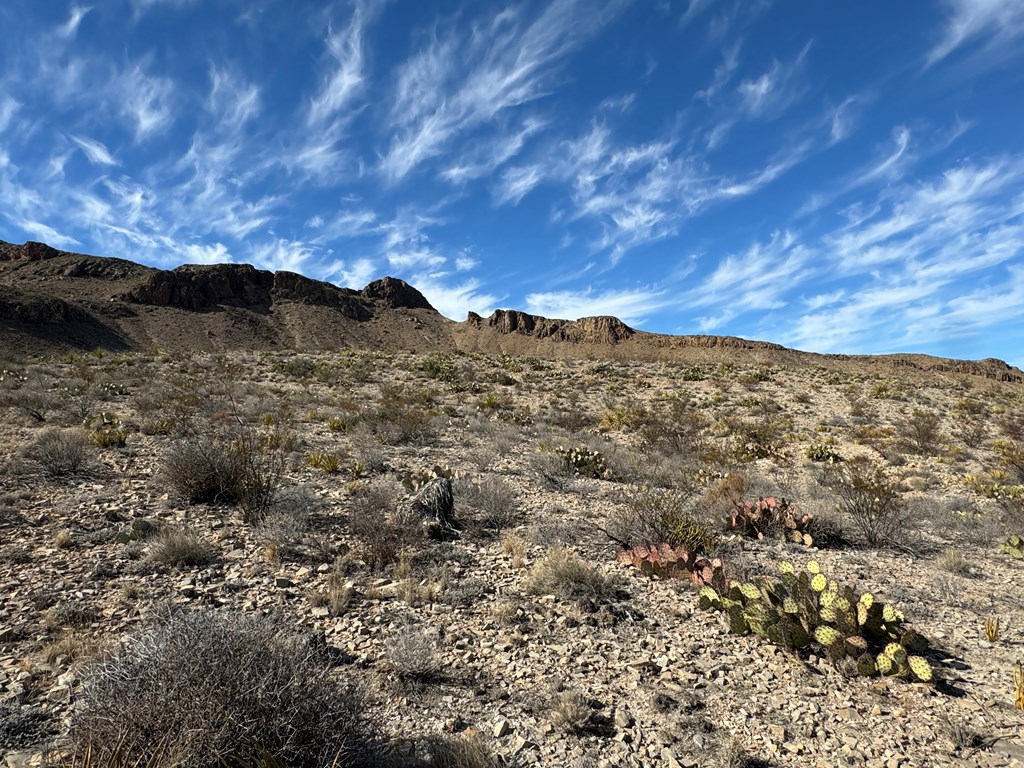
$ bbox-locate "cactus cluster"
[400,465,455,493]
[1000,534,1024,559]
[555,446,611,479]
[616,543,723,586]
[698,560,934,683]
[724,497,815,547]
[805,443,843,463]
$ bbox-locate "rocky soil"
[0,348,1022,767]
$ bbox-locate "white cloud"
[323,257,378,289]
[386,247,446,270]
[0,96,20,134]
[181,242,231,264]
[208,67,261,126]
[525,286,670,324]
[308,5,368,127]
[115,64,176,140]
[496,164,545,205]
[381,0,627,181]
[410,273,498,320]
[9,217,80,248]
[927,0,1024,67]
[70,135,118,166]
[737,43,811,119]
[58,5,92,38]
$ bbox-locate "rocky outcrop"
[0,241,63,262]
[124,264,275,310]
[467,310,634,344]
[271,272,370,320]
[361,277,434,310]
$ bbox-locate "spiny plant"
[1015,662,1024,712]
[306,451,342,473]
[985,616,1001,642]
[724,497,816,547]
[805,444,843,463]
[699,559,934,683]
[1000,534,1024,559]
[555,446,611,479]
[400,465,454,493]
[616,543,723,586]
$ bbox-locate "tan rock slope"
[1,239,1020,382]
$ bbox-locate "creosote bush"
[71,611,383,768]
[819,456,916,549]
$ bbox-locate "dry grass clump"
[22,428,92,477]
[523,547,621,603]
[457,475,520,531]
[146,527,218,568]
[70,610,384,768]
[549,691,593,733]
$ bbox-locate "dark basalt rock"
[361,277,434,310]
[467,309,634,344]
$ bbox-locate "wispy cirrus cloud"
[525,285,670,324]
[58,5,91,38]
[927,0,1024,67]
[70,135,118,166]
[381,0,629,181]
[736,42,811,119]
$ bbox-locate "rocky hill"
[1,239,1020,383]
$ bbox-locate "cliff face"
[361,276,434,310]
[467,309,634,344]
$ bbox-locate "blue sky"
[2,1,1023,365]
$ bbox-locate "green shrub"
[819,456,915,548]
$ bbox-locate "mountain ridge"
[1,239,1020,383]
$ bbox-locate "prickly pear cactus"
[697,559,936,684]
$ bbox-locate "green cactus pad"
[858,592,874,608]
[883,643,908,666]
[782,597,799,614]
[882,604,904,624]
[876,653,894,675]
[835,596,852,613]
[740,582,762,601]
[698,587,720,610]
[814,626,843,647]
[907,655,932,682]
[778,560,795,574]
[727,605,750,635]
[805,560,821,574]
[855,653,879,677]
[819,589,836,608]
[900,629,929,654]
[810,573,827,592]
[845,635,869,654]
[819,606,837,623]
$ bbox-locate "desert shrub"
[70,611,383,768]
[819,456,916,549]
[22,428,91,477]
[1,372,56,422]
[147,527,218,568]
[898,409,943,454]
[805,443,843,463]
[348,482,422,570]
[386,625,442,685]
[523,547,621,603]
[549,691,593,733]
[164,437,242,506]
[637,397,708,458]
[371,385,440,445]
[994,440,1024,483]
[458,476,520,531]
[403,732,498,768]
[163,428,286,525]
[605,486,715,551]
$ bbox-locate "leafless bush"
[348,482,421,570]
[549,691,593,733]
[70,611,383,768]
[637,397,709,458]
[819,456,917,549]
[458,476,520,531]
[22,428,91,477]
[898,408,944,454]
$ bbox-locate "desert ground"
[1,346,1023,767]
